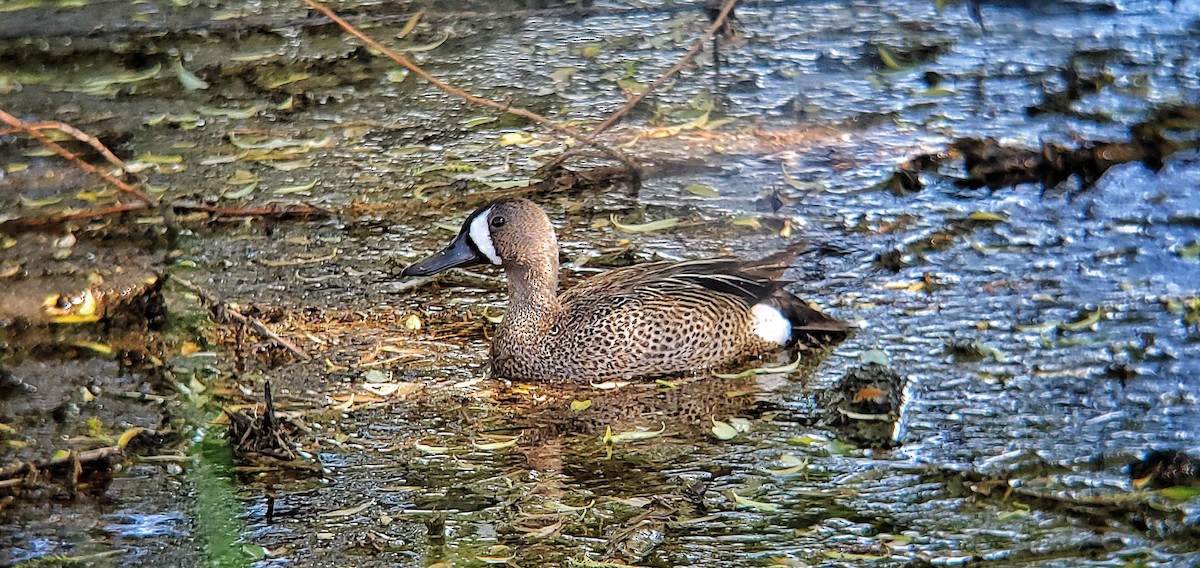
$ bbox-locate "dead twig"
[0,108,333,231]
[540,0,740,172]
[590,0,739,137]
[0,201,327,232]
[172,276,312,361]
[20,120,131,171]
[0,108,155,206]
[227,381,300,461]
[298,0,641,175]
[0,203,150,231]
[169,201,331,220]
[0,446,125,484]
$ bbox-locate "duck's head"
[402,198,558,277]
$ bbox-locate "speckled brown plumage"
[403,198,846,382]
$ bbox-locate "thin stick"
[168,201,328,219]
[172,276,312,361]
[0,203,149,230]
[23,120,131,173]
[589,0,739,137]
[539,0,739,173]
[0,446,125,481]
[0,108,155,206]
[0,201,325,231]
[298,0,640,173]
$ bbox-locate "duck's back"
[492,253,844,382]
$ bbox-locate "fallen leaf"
[713,353,802,379]
[172,58,209,90]
[498,132,535,146]
[319,499,376,518]
[852,387,888,403]
[414,441,450,454]
[472,435,520,451]
[684,183,719,198]
[396,10,424,38]
[118,427,146,448]
[604,423,667,444]
[397,31,449,52]
[610,215,679,233]
[729,490,779,512]
[711,419,738,440]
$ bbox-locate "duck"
[402,198,846,382]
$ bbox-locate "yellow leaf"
[603,422,666,444]
[609,215,678,233]
[498,132,535,146]
[118,427,146,448]
[273,180,318,195]
[197,105,265,118]
[397,31,449,52]
[414,441,450,454]
[71,341,113,356]
[713,353,802,379]
[729,490,779,512]
[684,183,719,198]
[229,50,279,63]
[266,72,310,89]
[967,210,1009,223]
[472,435,520,451]
[67,63,161,94]
[461,116,498,128]
[877,46,903,70]
[172,58,209,91]
[47,313,102,324]
[917,87,957,96]
[223,181,257,199]
[19,195,63,208]
[731,216,762,229]
[711,418,738,440]
[134,153,184,164]
[396,9,424,38]
[0,0,43,13]
[481,306,504,324]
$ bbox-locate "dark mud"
[2,0,1199,566]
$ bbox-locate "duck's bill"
[402,233,485,277]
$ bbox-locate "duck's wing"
[559,243,847,334]
[560,243,802,306]
[632,257,789,304]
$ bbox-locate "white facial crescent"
[468,207,501,265]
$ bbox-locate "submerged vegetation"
[2,0,1199,566]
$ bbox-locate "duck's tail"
[746,241,851,339]
[768,291,850,336]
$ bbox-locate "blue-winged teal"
[403,198,845,381]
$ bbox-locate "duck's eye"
[490,216,506,228]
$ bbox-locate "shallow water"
[1,0,1198,566]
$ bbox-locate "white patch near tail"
[468,208,501,265]
[751,303,792,345]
